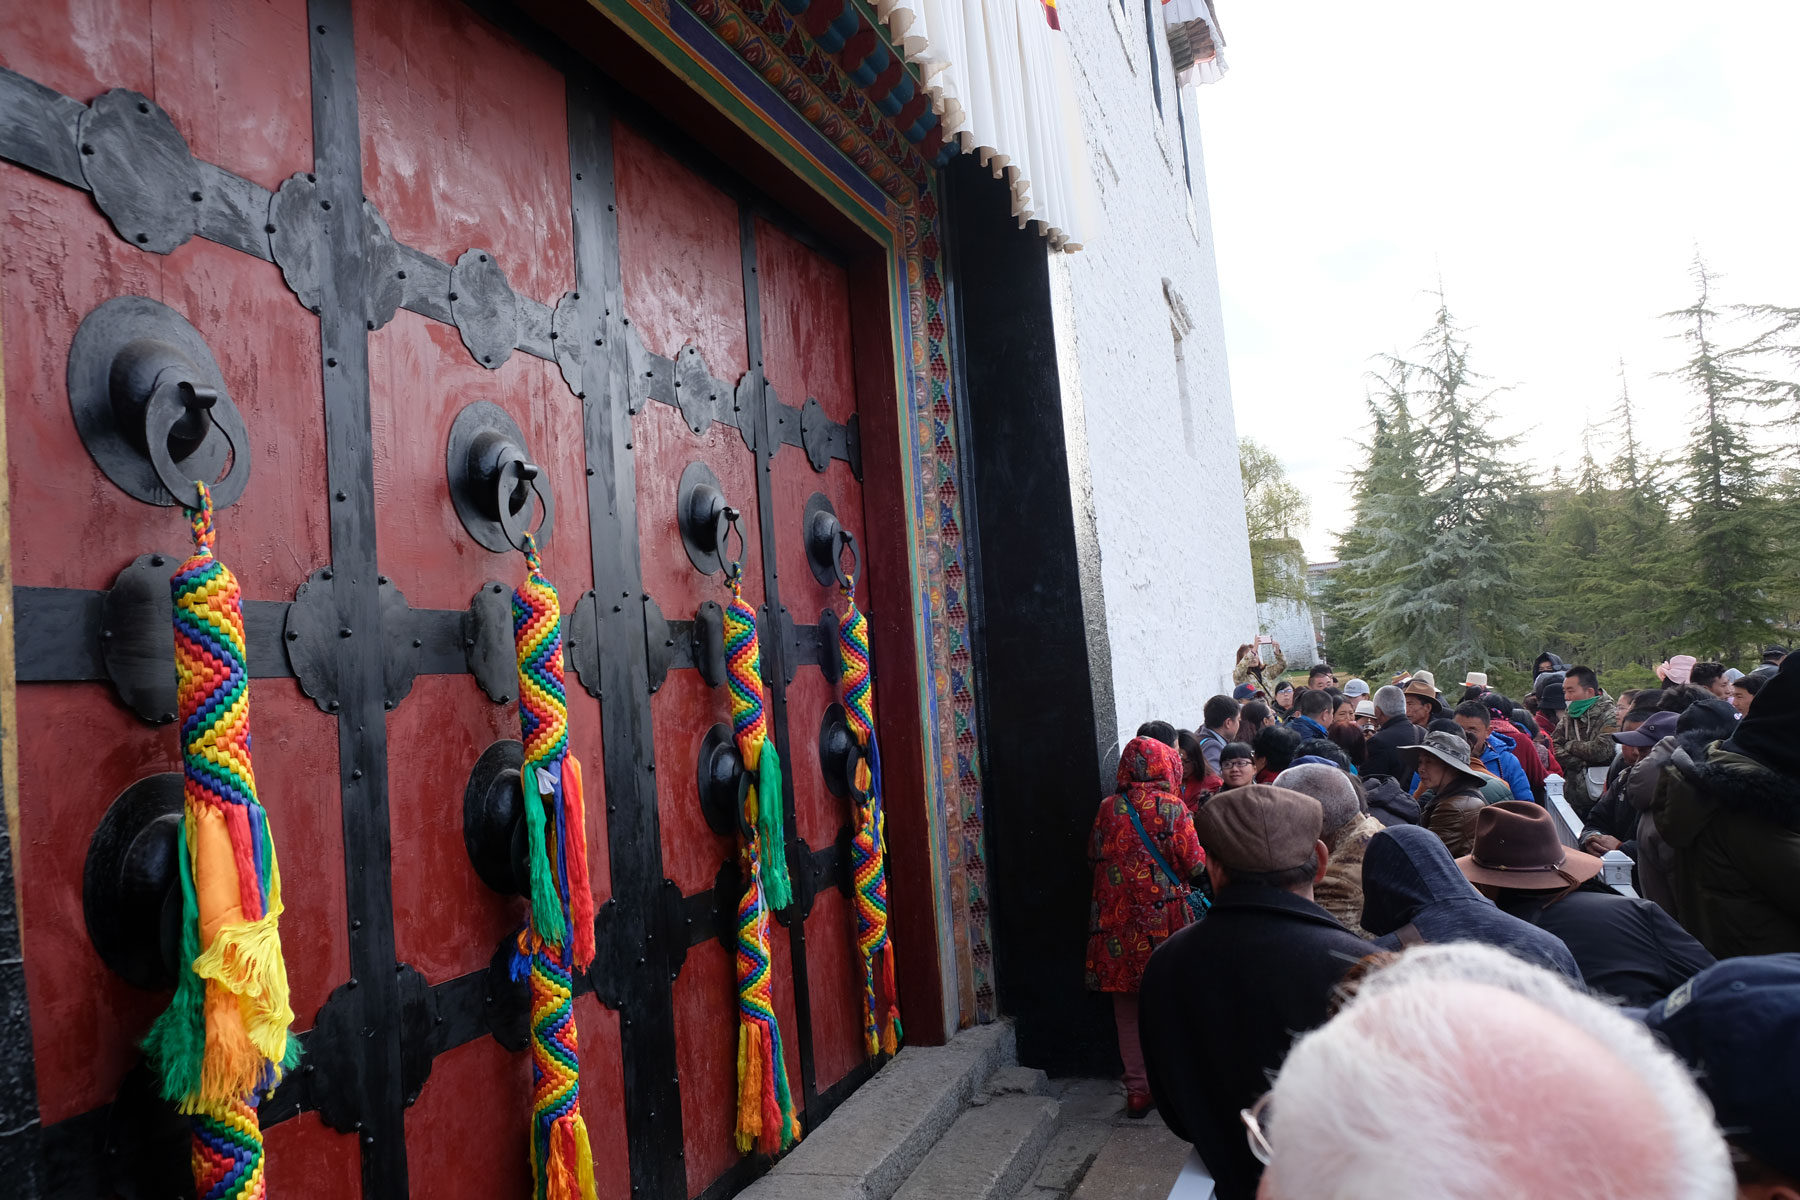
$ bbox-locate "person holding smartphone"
[1233,636,1287,703]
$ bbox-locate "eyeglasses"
[1240,1092,1273,1165]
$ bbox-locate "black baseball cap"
[1611,710,1678,747]
[1644,954,1800,1179]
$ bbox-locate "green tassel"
[756,744,792,909]
[523,764,566,947]
[141,819,206,1104]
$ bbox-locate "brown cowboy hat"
[1397,729,1487,786]
[1456,801,1603,890]
[1402,676,1443,716]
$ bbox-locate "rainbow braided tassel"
[192,1097,267,1199]
[722,569,799,1156]
[723,580,791,909]
[734,858,800,1154]
[139,482,298,1194]
[839,581,902,1057]
[509,534,598,1200]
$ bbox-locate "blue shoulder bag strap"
[1124,799,1210,916]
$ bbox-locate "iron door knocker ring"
[142,375,248,511]
[496,457,554,554]
[832,529,860,593]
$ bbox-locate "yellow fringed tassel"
[573,1113,599,1200]
[192,905,296,1068]
[735,1023,762,1154]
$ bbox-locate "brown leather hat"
[1456,801,1603,889]
[1402,677,1443,715]
[1192,784,1322,876]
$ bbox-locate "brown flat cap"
[1193,784,1323,876]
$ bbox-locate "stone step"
[737,1022,1016,1200]
[976,1065,1050,1102]
[892,1095,1061,1200]
[1068,1118,1197,1200]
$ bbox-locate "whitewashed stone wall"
[1256,599,1322,670]
[1048,0,1257,743]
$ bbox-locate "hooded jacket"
[1478,730,1534,804]
[1362,774,1421,827]
[1361,826,1582,980]
[1655,738,1800,958]
[1490,716,1547,796]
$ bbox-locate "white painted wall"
[1049,0,1257,743]
[1256,598,1322,670]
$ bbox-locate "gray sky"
[1196,0,1800,561]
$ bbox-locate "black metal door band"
[0,65,864,467]
[734,207,824,1119]
[302,4,409,1192]
[561,75,689,1199]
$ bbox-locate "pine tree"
[1325,362,1425,675]
[1349,298,1536,676]
[1590,366,1678,666]
[1532,428,1608,660]
[1736,303,1800,455]
[1732,302,1800,637]
[1661,256,1782,661]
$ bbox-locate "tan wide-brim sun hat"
[1397,730,1488,786]
[1457,801,1605,890]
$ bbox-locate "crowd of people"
[1086,637,1799,1199]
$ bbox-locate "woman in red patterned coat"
[1087,735,1207,1116]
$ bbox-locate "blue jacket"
[1287,714,1330,741]
[1362,825,1583,982]
[1481,730,1534,803]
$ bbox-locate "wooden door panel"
[755,220,874,1100]
[353,0,575,300]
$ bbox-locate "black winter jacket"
[1365,715,1423,781]
[1140,886,1370,1200]
[1655,738,1800,957]
[1493,882,1713,1005]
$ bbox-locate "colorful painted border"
[585,0,994,1023]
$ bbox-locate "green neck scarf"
[1567,695,1600,719]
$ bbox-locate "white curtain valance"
[872,0,1093,251]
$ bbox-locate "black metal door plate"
[67,296,251,509]
[82,773,186,992]
[676,461,735,577]
[817,703,862,801]
[803,491,857,589]
[695,723,747,838]
[447,401,554,554]
[463,739,531,896]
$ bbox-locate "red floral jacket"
[1086,738,1206,993]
